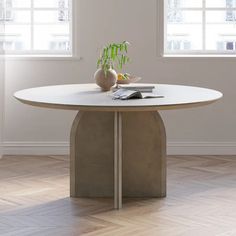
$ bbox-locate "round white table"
[14,84,222,209]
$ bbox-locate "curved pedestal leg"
[70,111,166,208]
[122,112,166,198]
[70,111,114,198]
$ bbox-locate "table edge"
[14,95,222,112]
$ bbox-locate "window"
[0,0,73,56]
[164,0,236,54]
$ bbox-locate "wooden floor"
[1,155,236,236]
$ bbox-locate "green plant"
[97,41,130,77]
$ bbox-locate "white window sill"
[161,54,236,59]
[0,55,82,61]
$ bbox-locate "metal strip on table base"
[114,111,122,209]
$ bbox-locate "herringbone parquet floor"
[1,155,236,236]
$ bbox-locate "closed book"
[116,84,155,93]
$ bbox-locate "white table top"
[14,84,223,112]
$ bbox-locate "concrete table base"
[70,111,166,209]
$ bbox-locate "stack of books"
[114,84,155,93]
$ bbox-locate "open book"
[112,89,164,100]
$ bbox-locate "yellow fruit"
[118,73,123,80]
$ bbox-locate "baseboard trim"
[2,141,236,156]
[168,142,236,155]
[2,142,69,156]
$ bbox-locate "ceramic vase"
[94,68,117,91]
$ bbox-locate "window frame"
[162,0,236,56]
[1,0,76,58]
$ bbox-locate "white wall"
[0,58,4,157]
[2,0,235,155]
[0,23,5,157]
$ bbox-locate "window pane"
[0,23,4,34]
[167,25,202,51]
[4,25,31,50]
[166,10,202,51]
[168,0,202,8]
[0,23,4,51]
[166,8,202,52]
[34,25,70,51]
[206,0,236,8]
[34,0,69,8]
[34,10,69,23]
[12,0,31,8]
[3,11,31,23]
[1,0,31,9]
[206,10,236,23]
[168,10,202,23]
[206,24,236,50]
